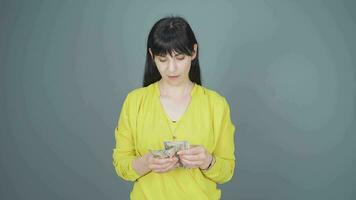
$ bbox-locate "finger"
[151,157,176,165]
[181,158,204,167]
[173,162,180,168]
[165,160,179,170]
[180,154,205,161]
[178,146,204,155]
[153,157,178,169]
[161,158,180,170]
[180,160,195,169]
[150,161,174,171]
[154,160,178,173]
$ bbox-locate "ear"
[148,48,154,60]
[191,44,198,60]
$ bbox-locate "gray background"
[1,0,356,199]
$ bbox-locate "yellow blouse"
[113,81,236,200]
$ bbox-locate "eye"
[157,56,167,62]
[176,55,185,60]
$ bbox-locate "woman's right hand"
[143,153,179,173]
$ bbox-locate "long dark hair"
[143,16,202,87]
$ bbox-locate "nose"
[167,59,177,73]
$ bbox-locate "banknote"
[149,140,191,168]
[164,140,190,167]
[164,140,190,153]
[149,146,178,158]
[149,149,169,158]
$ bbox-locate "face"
[149,44,197,85]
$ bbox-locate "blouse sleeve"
[112,93,141,182]
[201,97,236,184]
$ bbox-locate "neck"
[158,80,193,98]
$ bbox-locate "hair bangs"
[151,31,193,57]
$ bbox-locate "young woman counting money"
[113,16,236,200]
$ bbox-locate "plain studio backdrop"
[1,0,356,199]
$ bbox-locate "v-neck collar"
[154,81,197,97]
[154,81,197,124]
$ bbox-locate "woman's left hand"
[177,145,213,169]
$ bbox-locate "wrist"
[200,154,213,170]
[133,154,151,176]
[141,154,151,171]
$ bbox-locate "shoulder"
[196,85,233,120]
[126,87,148,100]
[122,83,156,110]
[125,82,155,99]
[197,85,229,107]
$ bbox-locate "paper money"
[149,150,169,158]
[149,145,178,159]
[164,140,190,153]
[149,140,191,168]
[164,140,190,167]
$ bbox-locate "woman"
[113,16,236,200]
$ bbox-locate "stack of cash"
[149,140,190,167]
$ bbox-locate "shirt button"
[172,135,176,140]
